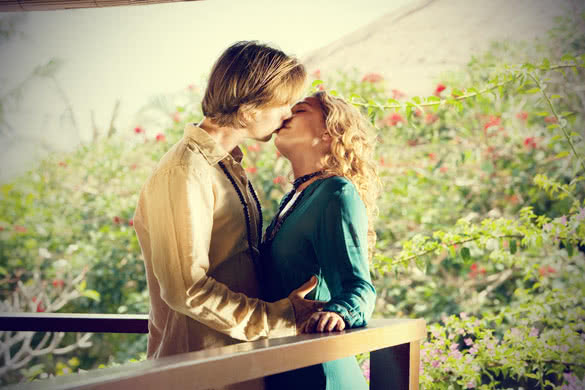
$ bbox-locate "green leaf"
[311,79,324,88]
[566,243,574,257]
[82,289,101,302]
[555,151,570,159]
[523,88,540,94]
[460,247,471,262]
[510,240,517,255]
[550,94,562,100]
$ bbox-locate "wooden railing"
[1,314,426,390]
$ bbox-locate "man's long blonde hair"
[313,91,380,260]
[202,41,306,128]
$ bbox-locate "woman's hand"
[301,311,346,333]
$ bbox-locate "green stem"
[527,73,585,173]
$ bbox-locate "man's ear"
[238,105,257,126]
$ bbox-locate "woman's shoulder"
[315,176,361,202]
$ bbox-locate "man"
[133,41,321,389]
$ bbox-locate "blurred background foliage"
[1,11,585,390]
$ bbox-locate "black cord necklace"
[264,171,323,242]
[218,161,263,263]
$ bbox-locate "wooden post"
[370,340,420,390]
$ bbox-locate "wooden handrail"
[0,312,149,333]
[0,0,201,12]
[3,318,426,390]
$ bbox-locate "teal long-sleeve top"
[260,176,376,390]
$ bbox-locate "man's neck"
[199,117,245,154]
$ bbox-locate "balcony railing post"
[370,340,420,390]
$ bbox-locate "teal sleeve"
[314,183,376,328]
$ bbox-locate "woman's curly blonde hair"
[313,91,381,260]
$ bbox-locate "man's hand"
[288,276,326,332]
[301,311,346,333]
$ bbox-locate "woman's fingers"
[316,313,332,332]
[303,311,345,333]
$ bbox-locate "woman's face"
[274,96,329,157]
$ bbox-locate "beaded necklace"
[218,161,263,263]
[264,171,323,242]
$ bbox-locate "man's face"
[245,104,293,142]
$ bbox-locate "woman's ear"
[321,133,332,143]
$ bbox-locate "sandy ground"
[303,0,580,96]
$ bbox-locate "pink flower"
[516,111,528,121]
[431,360,440,368]
[273,176,285,184]
[172,112,181,123]
[469,346,478,355]
[428,153,437,161]
[362,73,384,83]
[318,84,326,91]
[384,113,404,127]
[524,137,537,149]
[391,89,406,99]
[434,83,446,96]
[483,115,501,131]
[466,380,476,389]
[187,84,196,91]
[155,133,166,142]
[464,338,473,346]
[14,225,27,233]
[128,219,134,227]
[425,113,439,124]
[439,166,448,173]
[58,161,67,167]
[529,327,539,338]
[134,126,144,134]
[460,312,468,320]
[312,69,321,79]
[248,143,261,152]
[52,279,64,288]
[544,116,558,124]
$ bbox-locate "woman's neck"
[290,159,326,192]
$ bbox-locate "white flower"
[53,259,69,269]
[38,247,52,259]
[65,244,79,255]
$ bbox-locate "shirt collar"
[184,122,243,165]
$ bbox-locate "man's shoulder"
[151,138,213,178]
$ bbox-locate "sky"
[0,0,413,181]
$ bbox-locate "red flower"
[384,113,404,127]
[246,167,257,174]
[248,143,261,152]
[379,157,386,166]
[273,176,285,184]
[434,83,446,96]
[362,73,384,83]
[0,226,4,231]
[128,219,134,227]
[318,84,326,91]
[52,279,64,289]
[391,89,406,99]
[483,115,501,131]
[113,216,121,224]
[425,113,439,124]
[155,133,166,142]
[14,225,27,233]
[516,111,528,121]
[428,153,437,161]
[58,161,67,167]
[539,265,556,277]
[187,84,196,91]
[276,150,282,158]
[439,166,448,173]
[544,116,558,124]
[32,297,45,312]
[172,112,181,123]
[524,137,537,149]
[130,164,138,170]
[312,69,321,79]
[134,126,144,134]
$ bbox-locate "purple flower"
[431,360,440,368]
[466,380,476,389]
[449,350,462,360]
[576,208,585,222]
[558,215,568,225]
[543,223,553,232]
[529,327,539,338]
[450,343,459,351]
[469,346,479,355]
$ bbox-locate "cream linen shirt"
[133,123,296,388]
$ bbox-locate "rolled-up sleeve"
[314,184,376,328]
[144,164,296,341]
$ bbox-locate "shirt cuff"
[266,298,297,338]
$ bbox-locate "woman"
[260,91,380,390]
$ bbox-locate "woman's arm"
[312,181,376,329]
